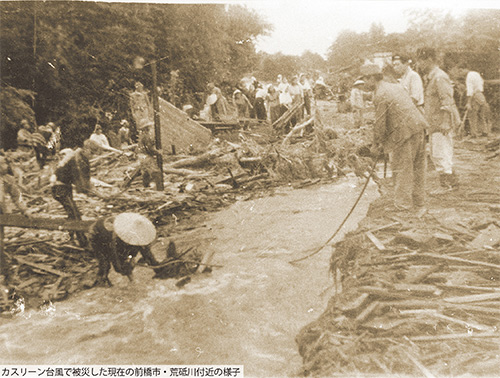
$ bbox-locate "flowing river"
[0,178,378,377]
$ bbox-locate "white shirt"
[255,87,268,99]
[90,133,110,148]
[399,66,424,106]
[350,88,364,109]
[466,71,484,96]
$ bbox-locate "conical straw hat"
[113,213,156,246]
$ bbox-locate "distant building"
[364,52,392,69]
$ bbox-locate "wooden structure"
[130,89,212,154]
[0,214,94,287]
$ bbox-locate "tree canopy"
[0,1,270,145]
[326,9,500,79]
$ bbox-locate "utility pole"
[151,61,164,191]
[32,1,37,109]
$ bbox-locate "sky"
[238,0,500,57]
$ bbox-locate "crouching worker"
[88,212,160,287]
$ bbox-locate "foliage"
[255,50,327,83]
[0,2,270,145]
[0,86,36,150]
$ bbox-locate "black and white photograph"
[1,0,499,376]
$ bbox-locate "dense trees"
[0,2,270,145]
[326,9,500,78]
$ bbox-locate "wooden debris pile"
[2,100,376,310]
[4,233,97,310]
[296,140,500,377]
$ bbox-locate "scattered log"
[167,152,217,169]
[272,100,304,130]
[407,264,443,284]
[355,301,379,323]
[418,252,500,270]
[282,117,314,146]
[0,214,93,232]
[443,292,500,303]
[196,249,217,274]
[14,256,69,277]
[366,231,386,251]
[340,293,370,314]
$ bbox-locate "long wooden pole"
[151,61,164,191]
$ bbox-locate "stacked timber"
[296,138,500,377]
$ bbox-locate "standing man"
[361,64,428,211]
[137,122,163,189]
[350,80,365,128]
[393,55,424,110]
[465,70,491,138]
[416,47,460,190]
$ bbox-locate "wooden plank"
[408,332,499,342]
[407,264,442,284]
[436,283,500,293]
[381,299,500,315]
[392,283,440,295]
[340,293,370,313]
[0,214,94,232]
[355,301,379,323]
[443,292,500,304]
[418,252,500,270]
[366,231,386,251]
[196,249,216,274]
[14,256,69,277]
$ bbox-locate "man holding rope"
[361,63,429,212]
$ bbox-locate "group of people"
[362,46,492,212]
[15,119,61,168]
[1,115,167,290]
[204,74,315,128]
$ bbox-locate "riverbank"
[296,136,500,376]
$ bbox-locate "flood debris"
[1,100,376,312]
[296,138,500,377]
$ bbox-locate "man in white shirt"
[350,80,365,128]
[465,71,491,137]
[393,55,424,110]
[89,124,121,154]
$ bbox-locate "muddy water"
[0,178,378,377]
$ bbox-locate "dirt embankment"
[296,136,500,377]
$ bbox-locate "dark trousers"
[391,131,426,209]
[51,184,87,247]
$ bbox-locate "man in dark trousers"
[50,141,103,246]
[361,64,429,211]
[88,212,160,287]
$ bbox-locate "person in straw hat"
[88,212,160,287]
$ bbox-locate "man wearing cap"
[350,79,365,128]
[88,212,160,287]
[393,55,424,110]
[416,47,460,190]
[361,63,428,211]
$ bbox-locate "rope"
[288,156,379,264]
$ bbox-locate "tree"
[0,2,270,145]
